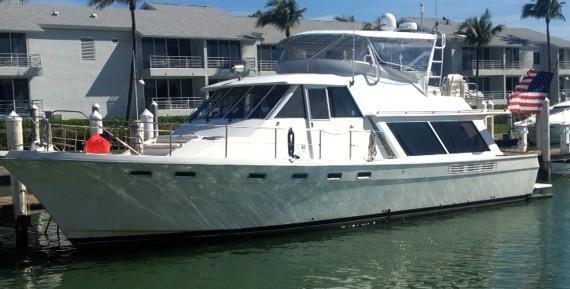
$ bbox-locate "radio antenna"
[350,0,356,86]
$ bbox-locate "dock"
[0,195,41,227]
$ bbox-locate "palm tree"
[89,0,140,120]
[256,0,306,38]
[457,9,504,88]
[334,15,355,22]
[522,0,566,74]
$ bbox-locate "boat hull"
[2,151,539,244]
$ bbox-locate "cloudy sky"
[33,0,570,40]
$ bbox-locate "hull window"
[357,172,372,179]
[129,171,152,177]
[174,172,196,178]
[248,173,266,179]
[292,173,308,179]
[387,122,446,156]
[327,172,343,180]
[431,121,490,153]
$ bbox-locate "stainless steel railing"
[149,55,204,68]
[0,53,41,68]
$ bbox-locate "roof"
[0,2,356,43]
[406,17,570,48]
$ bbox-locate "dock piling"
[31,105,40,145]
[89,103,103,137]
[6,111,30,249]
[140,109,154,141]
[537,98,551,182]
[129,121,144,154]
[560,123,570,154]
[150,101,159,139]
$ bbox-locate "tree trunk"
[476,46,481,95]
[285,26,290,38]
[125,1,137,120]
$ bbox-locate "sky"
[31,0,570,40]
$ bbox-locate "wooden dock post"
[150,101,159,139]
[6,111,30,249]
[537,98,551,182]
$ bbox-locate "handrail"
[49,110,141,155]
[149,55,203,68]
[0,53,41,68]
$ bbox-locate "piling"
[150,101,159,138]
[515,124,529,152]
[560,123,570,154]
[89,103,103,137]
[140,109,154,141]
[6,111,30,249]
[31,105,40,145]
[537,98,551,182]
[129,121,144,154]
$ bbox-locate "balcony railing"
[152,97,204,110]
[0,99,43,114]
[0,53,41,68]
[149,55,204,69]
[465,60,533,70]
[259,60,277,71]
[207,57,256,71]
[560,61,570,69]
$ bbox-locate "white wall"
[28,28,132,118]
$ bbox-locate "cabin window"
[191,88,230,120]
[249,85,289,119]
[387,122,446,156]
[327,87,362,117]
[276,87,306,118]
[307,88,329,119]
[431,121,489,153]
[226,85,273,119]
[207,86,252,119]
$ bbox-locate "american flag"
[508,69,553,114]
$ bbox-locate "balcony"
[149,55,204,69]
[259,60,277,72]
[463,60,533,76]
[152,97,204,110]
[0,99,43,115]
[0,53,42,78]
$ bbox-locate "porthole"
[327,172,342,180]
[357,172,372,180]
[175,172,196,178]
[292,173,308,179]
[129,171,152,177]
[248,173,266,179]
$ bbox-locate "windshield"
[280,34,370,63]
[369,37,434,72]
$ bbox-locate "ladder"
[429,31,446,88]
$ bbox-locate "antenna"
[435,0,438,20]
[350,0,356,86]
[420,2,424,31]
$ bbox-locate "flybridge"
[274,25,445,94]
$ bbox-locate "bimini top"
[275,30,441,92]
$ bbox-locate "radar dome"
[379,13,397,31]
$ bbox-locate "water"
[1,178,570,289]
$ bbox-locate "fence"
[0,53,41,68]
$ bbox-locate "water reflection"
[1,178,570,288]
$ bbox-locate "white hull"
[3,151,538,243]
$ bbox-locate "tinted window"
[227,86,272,119]
[431,121,489,153]
[328,87,362,117]
[308,88,329,119]
[249,85,289,119]
[192,88,229,120]
[277,87,306,118]
[387,122,446,156]
[207,86,251,118]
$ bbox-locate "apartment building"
[413,18,570,104]
[0,2,568,117]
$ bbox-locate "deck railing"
[0,99,43,114]
[0,53,41,68]
[465,60,533,70]
[149,55,204,68]
[560,61,570,69]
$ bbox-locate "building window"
[80,38,95,61]
[206,40,241,68]
[0,79,29,113]
[387,122,447,156]
[477,77,490,92]
[506,77,520,92]
[0,33,27,54]
[505,47,520,63]
[534,51,540,65]
[143,78,198,109]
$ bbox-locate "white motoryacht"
[515,100,570,144]
[1,20,539,245]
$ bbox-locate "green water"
[1,178,570,289]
